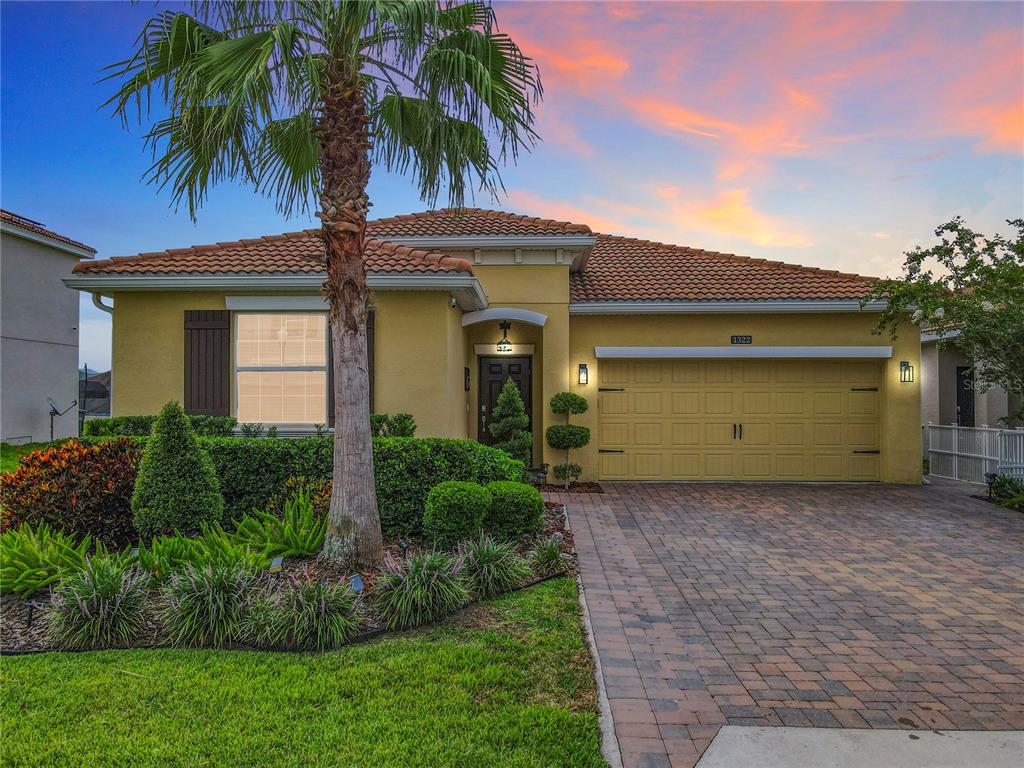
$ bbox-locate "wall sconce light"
[900,360,915,383]
[578,363,589,385]
[496,321,512,353]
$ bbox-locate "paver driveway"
[555,483,1024,768]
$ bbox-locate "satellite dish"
[47,398,60,412]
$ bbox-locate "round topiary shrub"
[423,481,492,549]
[131,402,224,538]
[485,481,544,540]
[549,392,588,417]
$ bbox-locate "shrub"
[484,481,545,540]
[372,551,469,630]
[231,493,326,558]
[370,413,417,437]
[459,535,530,599]
[992,474,1024,504]
[0,439,141,545]
[134,528,268,582]
[243,576,361,650]
[529,535,568,577]
[132,402,225,538]
[423,481,491,549]
[12,435,522,537]
[488,378,532,466]
[83,415,236,437]
[0,522,93,597]
[552,463,583,486]
[547,392,591,489]
[264,475,331,517]
[161,563,256,647]
[47,559,150,649]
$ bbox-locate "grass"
[0,442,45,473]
[0,578,602,768]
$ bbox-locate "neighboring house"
[921,329,1020,436]
[79,368,112,418]
[1,210,95,442]
[65,209,921,483]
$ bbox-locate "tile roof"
[1,209,95,254]
[368,208,592,237]
[570,234,875,302]
[73,230,472,276]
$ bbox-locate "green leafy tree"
[546,392,589,488]
[132,402,224,538]
[488,377,532,466]
[864,218,1024,423]
[106,2,542,567]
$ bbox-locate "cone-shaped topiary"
[132,402,225,538]
[546,392,591,489]
[488,377,532,467]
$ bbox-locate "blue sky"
[2,1,1022,371]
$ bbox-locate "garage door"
[597,359,881,481]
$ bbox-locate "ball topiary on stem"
[131,401,225,538]
[488,377,533,467]
[546,392,590,489]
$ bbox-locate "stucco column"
[881,319,922,483]
[541,305,571,472]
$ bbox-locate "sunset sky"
[2,1,1022,369]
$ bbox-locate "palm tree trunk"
[317,66,383,569]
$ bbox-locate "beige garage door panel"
[598,360,881,481]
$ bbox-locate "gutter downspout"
[91,293,113,314]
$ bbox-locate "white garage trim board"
[594,346,893,359]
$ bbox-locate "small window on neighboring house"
[234,313,327,424]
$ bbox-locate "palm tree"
[105,1,541,567]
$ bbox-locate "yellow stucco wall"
[568,313,921,484]
[110,279,920,484]
[111,290,468,439]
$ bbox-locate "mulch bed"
[1,502,573,654]
[535,482,603,494]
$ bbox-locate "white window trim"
[231,310,330,426]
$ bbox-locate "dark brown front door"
[479,356,532,447]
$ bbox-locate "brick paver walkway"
[555,483,1024,768]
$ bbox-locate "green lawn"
[1,578,603,768]
[0,442,46,473]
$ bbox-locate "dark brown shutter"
[327,310,374,427]
[184,310,230,416]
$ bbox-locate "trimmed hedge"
[423,481,491,548]
[45,435,523,537]
[131,403,224,538]
[83,414,236,437]
[485,481,545,541]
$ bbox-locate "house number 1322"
[731,335,752,344]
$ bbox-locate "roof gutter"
[63,272,488,310]
[570,300,888,314]
[2,221,96,259]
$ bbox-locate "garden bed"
[1,502,573,654]
[1,578,604,768]
[536,482,604,494]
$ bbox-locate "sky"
[2,1,1022,371]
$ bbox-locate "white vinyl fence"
[927,423,1024,484]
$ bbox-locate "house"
[1,209,95,442]
[920,329,1020,439]
[64,209,921,483]
[79,367,112,418]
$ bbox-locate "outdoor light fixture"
[899,360,915,383]
[578,363,589,385]
[496,321,512,353]
[269,556,284,574]
[349,574,364,594]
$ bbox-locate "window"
[234,313,327,424]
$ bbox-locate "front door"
[956,366,975,427]
[479,356,532,448]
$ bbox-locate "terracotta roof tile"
[1,209,95,254]
[570,234,875,302]
[74,230,472,276]
[367,208,592,237]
